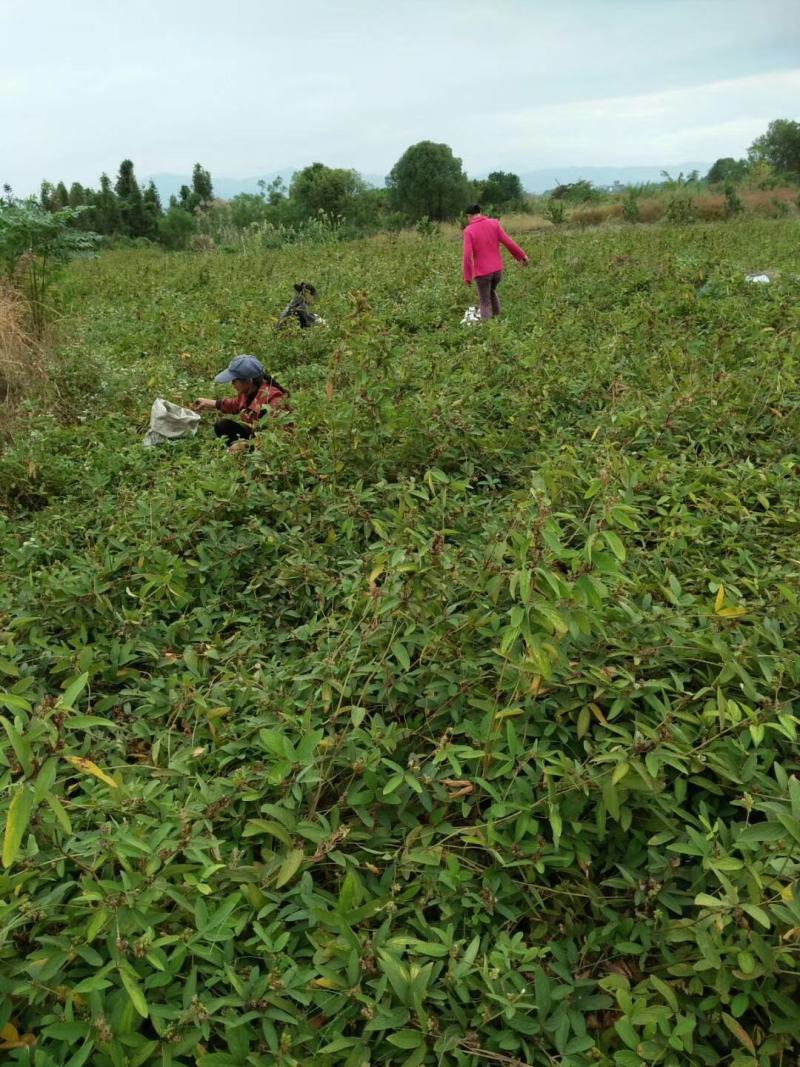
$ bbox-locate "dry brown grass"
[0,281,47,432]
[694,196,728,221]
[741,189,796,218]
[570,204,623,227]
[636,199,666,223]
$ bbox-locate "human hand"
[194,398,216,412]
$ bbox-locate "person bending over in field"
[462,205,528,320]
[194,354,288,452]
[276,281,319,329]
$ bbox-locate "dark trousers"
[475,270,503,319]
[214,419,255,446]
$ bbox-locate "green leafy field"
[1,219,800,1066]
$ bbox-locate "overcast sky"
[2,0,798,193]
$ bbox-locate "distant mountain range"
[147,162,712,202]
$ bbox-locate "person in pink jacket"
[462,204,528,319]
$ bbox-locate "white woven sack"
[143,398,201,447]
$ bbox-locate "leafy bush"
[665,194,696,224]
[724,182,744,217]
[550,179,601,203]
[0,197,97,334]
[544,199,566,225]
[2,221,800,1066]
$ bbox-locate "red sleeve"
[497,223,527,262]
[463,228,474,282]
[241,385,284,425]
[216,396,242,414]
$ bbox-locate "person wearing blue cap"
[194,354,288,450]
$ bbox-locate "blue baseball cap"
[214,354,264,383]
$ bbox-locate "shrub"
[665,192,696,224]
[0,198,97,335]
[551,178,601,203]
[157,205,196,250]
[724,182,744,217]
[544,198,566,224]
[189,233,215,253]
[622,188,642,222]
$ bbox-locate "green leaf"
[650,975,678,1011]
[721,1012,755,1054]
[2,785,35,867]
[392,641,411,671]
[45,792,72,834]
[0,693,32,713]
[615,1016,639,1050]
[741,903,770,929]
[65,715,115,729]
[548,802,562,847]
[0,715,33,777]
[577,705,591,739]
[86,907,111,941]
[694,893,724,908]
[387,1030,424,1049]
[275,848,305,888]
[603,530,626,561]
[118,962,149,1018]
[242,819,293,847]
[59,672,89,710]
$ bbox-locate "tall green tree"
[93,173,122,235]
[55,182,70,210]
[229,193,270,229]
[192,163,213,202]
[705,158,748,184]
[478,171,524,208]
[178,184,193,212]
[158,204,196,249]
[142,181,163,236]
[289,163,366,218]
[40,182,56,212]
[387,141,469,221]
[114,159,148,237]
[68,182,86,208]
[749,119,800,177]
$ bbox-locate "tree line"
[36,161,213,244]
[27,144,527,247]
[13,117,800,250]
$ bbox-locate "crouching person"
[277,281,318,329]
[195,354,288,451]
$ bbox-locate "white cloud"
[1,1,798,191]
[475,70,800,166]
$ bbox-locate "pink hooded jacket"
[462,215,527,282]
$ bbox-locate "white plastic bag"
[745,273,771,284]
[461,306,482,326]
[143,398,201,447]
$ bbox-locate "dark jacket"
[277,294,317,329]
